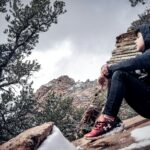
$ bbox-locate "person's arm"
[106,50,150,78]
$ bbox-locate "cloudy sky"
[1,0,147,90]
[30,0,147,90]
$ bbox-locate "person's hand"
[101,64,109,77]
[98,63,109,89]
[97,74,108,90]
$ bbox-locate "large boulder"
[0,122,78,150]
[0,122,54,150]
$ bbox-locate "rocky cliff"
[35,75,100,108]
[107,28,141,64]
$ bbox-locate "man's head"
[135,32,145,52]
[135,24,150,52]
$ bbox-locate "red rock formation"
[35,75,100,108]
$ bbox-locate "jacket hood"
[136,24,150,51]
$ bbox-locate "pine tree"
[130,8,150,30]
[0,0,66,142]
[37,92,84,141]
[129,0,146,6]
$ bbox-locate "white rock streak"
[120,125,150,150]
[38,125,77,150]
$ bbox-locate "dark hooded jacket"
[107,24,150,85]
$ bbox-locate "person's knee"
[112,70,127,80]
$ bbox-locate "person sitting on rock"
[84,23,150,139]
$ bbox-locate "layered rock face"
[107,28,141,64]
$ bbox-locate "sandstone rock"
[0,122,54,150]
[35,85,50,100]
[107,29,141,65]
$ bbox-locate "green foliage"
[129,0,146,7]
[0,0,66,143]
[130,8,150,30]
[0,0,9,13]
[0,81,38,142]
[0,0,66,90]
[37,92,84,141]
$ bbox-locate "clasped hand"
[98,64,109,89]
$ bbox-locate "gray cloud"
[34,0,147,85]
[36,0,146,55]
[0,0,146,55]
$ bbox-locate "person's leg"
[103,70,150,119]
[84,71,125,138]
[84,70,150,138]
[124,77,150,119]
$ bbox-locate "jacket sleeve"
[106,50,150,78]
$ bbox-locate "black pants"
[103,70,150,119]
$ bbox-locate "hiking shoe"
[84,114,123,139]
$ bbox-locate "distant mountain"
[35,75,100,108]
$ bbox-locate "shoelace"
[94,121,107,129]
[94,120,113,130]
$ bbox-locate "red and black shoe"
[84,114,124,139]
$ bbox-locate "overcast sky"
[30,0,147,90]
[1,0,147,90]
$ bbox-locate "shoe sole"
[84,122,124,140]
